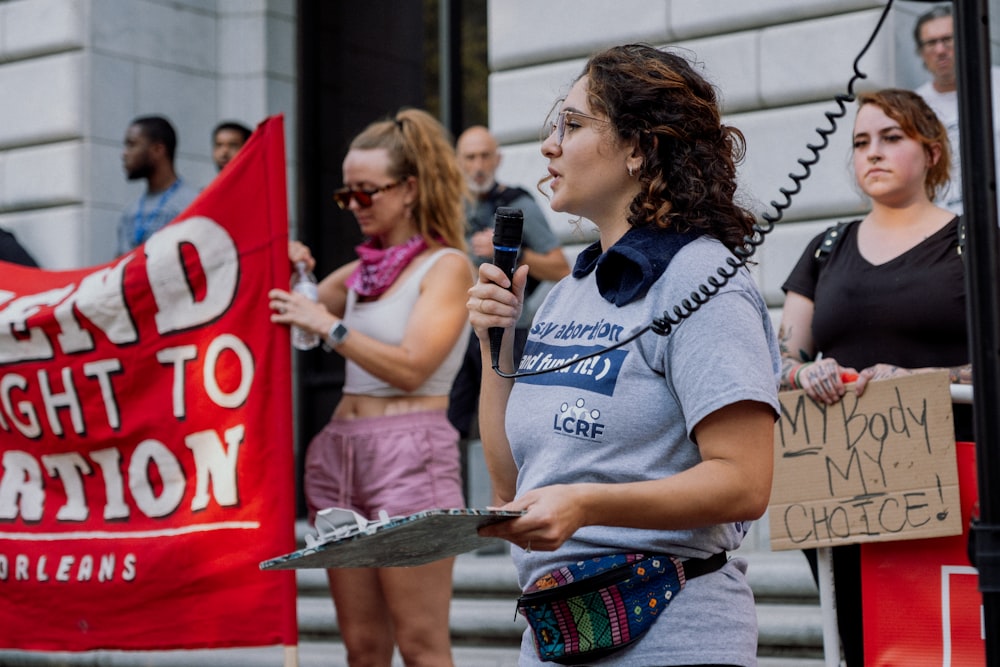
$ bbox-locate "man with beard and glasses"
[117,115,199,255]
[448,125,569,441]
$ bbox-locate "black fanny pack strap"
[678,550,728,580]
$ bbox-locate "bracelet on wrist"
[785,364,801,389]
[793,362,812,389]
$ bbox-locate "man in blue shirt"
[117,116,199,255]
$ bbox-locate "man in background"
[212,121,252,172]
[448,125,570,439]
[118,115,199,255]
[913,4,1000,214]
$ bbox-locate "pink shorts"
[303,410,465,522]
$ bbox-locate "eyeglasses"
[549,109,607,146]
[919,35,953,51]
[333,180,403,209]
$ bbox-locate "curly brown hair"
[580,44,756,252]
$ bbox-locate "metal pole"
[817,547,841,666]
[438,0,453,131]
[953,0,1000,664]
[437,0,464,135]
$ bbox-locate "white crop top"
[341,247,471,397]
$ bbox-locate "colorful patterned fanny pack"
[516,551,727,664]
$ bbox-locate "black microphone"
[488,207,524,370]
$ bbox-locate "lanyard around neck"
[134,179,182,246]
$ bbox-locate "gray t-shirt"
[507,236,780,665]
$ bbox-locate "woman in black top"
[778,88,972,667]
[781,89,970,401]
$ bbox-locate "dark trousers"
[447,329,528,439]
[804,544,863,667]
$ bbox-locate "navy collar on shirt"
[572,225,702,306]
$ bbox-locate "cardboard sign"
[768,372,961,551]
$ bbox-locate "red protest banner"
[862,441,985,666]
[0,115,298,651]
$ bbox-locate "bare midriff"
[333,393,449,419]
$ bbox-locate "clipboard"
[260,508,524,570]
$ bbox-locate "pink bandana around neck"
[346,234,428,297]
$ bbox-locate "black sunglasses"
[333,180,403,209]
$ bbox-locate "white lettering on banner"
[939,565,985,659]
[157,345,198,419]
[156,335,254,420]
[186,425,244,511]
[0,360,124,437]
[83,359,123,430]
[42,452,91,521]
[38,366,84,436]
[0,425,246,523]
[147,217,239,334]
[0,216,238,365]
[203,334,253,408]
[129,440,186,518]
[0,285,75,364]
[0,451,42,519]
[0,373,40,438]
[54,259,136,352]
[89,447,128,520]
[0,359,122,440]
[0,334,254,439]
[0,552,138,582]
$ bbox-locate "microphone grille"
[493,207,524,247]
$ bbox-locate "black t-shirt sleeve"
[781,229,827,300]
[0,229,39,268]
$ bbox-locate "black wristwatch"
[327,321,349,347]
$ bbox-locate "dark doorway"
[293,0,487,517]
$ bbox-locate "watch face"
[330,322,348,344]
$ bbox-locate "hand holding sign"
[768,371,960,551]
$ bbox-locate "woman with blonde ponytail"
[269,108,472,666]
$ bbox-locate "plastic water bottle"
[290,261,320,350]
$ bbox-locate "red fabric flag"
[0,116,298,651]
